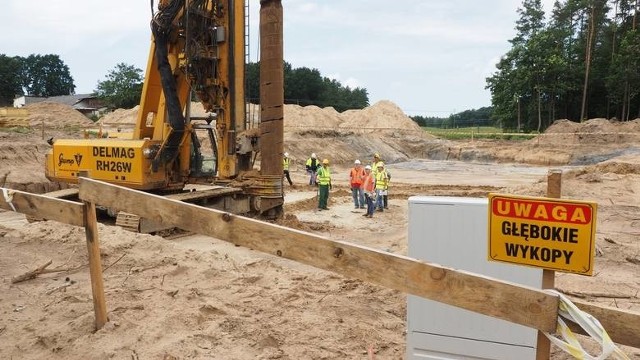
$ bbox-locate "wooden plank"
[570,299,640,349]
[0,187,83,226]
[40,188,80,199]
[83,200,108,330]
[78,177,558,332]
[165,186,242,202]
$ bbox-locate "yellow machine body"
[45,138,169,190]
[45,0,247,191]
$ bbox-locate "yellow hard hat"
[322,159,329,164]
[374,153,380,158]
[377,162,384,168]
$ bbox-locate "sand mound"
[340,100,422,132]
[284,104,342,128]
[284,100,423,133]
[90,100,432,164]
[0,132,66,193]
[98,103,211,126]
[26,101,93,128]
[98,100,421,133]
[536,118,640,145]
[544,119,581,133]
[98,106,139,125]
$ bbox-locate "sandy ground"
[0,106,639,359]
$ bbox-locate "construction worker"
[316,158,332,210]
[349,159,366,209]
[283,152,293,186]
[383,168,391,209]
[361,165,376,218]
[305,153,320,186]
[371,152,391,209]
[371,153,384,177]
[375,162,388,211]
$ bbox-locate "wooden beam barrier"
[0,187,83,226]
[1,186,107,330]
[78,177,558,332]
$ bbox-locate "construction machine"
[44,0,285,231]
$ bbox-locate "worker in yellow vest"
[315,158,332,210]
[283,152,293,186]
[371,153,384,177]
[375,162,388,211]
[305,153,320,185]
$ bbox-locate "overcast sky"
[1,0,555,116]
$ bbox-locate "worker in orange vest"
[349,159,366,209]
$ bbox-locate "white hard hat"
[284,152,289,157]
[354,159,361,165]
[311,153,316,158]
[364,165,371,170]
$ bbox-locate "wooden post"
[80,172,108,330]
[536,169,562,360]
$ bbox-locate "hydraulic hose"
[150,0,186,171]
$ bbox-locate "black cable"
[150,0,187,171]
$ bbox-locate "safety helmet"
[284,152,289,157]
[374,153,380,158]
[354,159,361,165]
[377,162,384,168]
[364,165,372,170]
[322,159,329,164]
[311,153,317,158]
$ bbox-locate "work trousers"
[308,170,317,185]
[318,184,329,209]
[375,189,385,210]
[283,170,292,186]
[365,193,375,216]
[351,186,365,208]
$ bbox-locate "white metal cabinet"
[407,196,543,360]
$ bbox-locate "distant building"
[13,94,107,117]
[12,96,47,107]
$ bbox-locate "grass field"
[423,126,538,140]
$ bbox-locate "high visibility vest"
[349,167,365,186]
[306,158,319,171]
[363,173,375,192]
[375,170,388,189]
[316,166,331,185]
[371,160,384,176]
[283,157,290,170]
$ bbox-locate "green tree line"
[0,54,75,106]
[0,53,368,113]
[246,61,369,112]
[411,107,493,128]
[100,61,369,111]
[487,0,640,132]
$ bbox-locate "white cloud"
[1,0,561,115]
[327,73,361,89]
